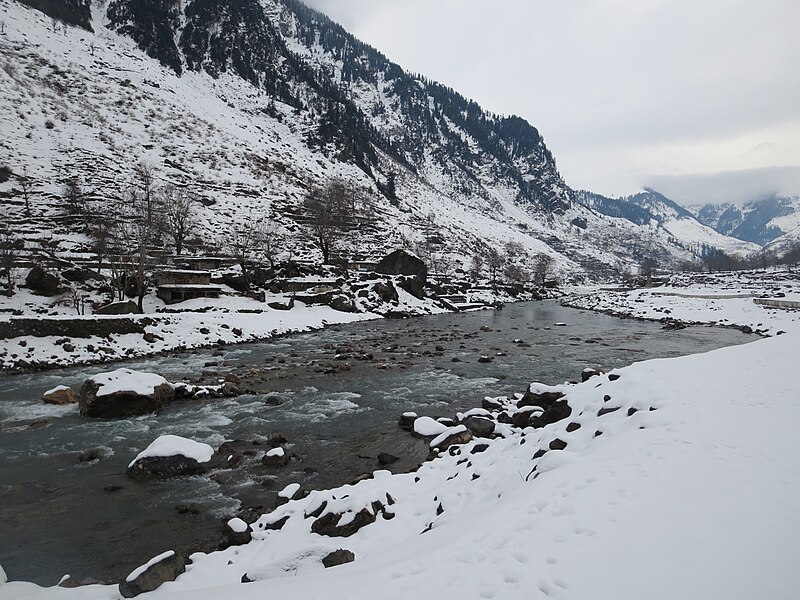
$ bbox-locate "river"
[0,301,753,585]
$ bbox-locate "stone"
[330,295,356,313]
[430,427,473,452]
[482,397,504,411]
[127,455,211,482]
[549,438,568,451]
[221,518,252,548]
[265,395,284,406]
[530,400,572,429]
[118,552,186,598]
[322,549,355,568]
[375,250,428,279]
[373,281,399,303]
[311,504,381,537]
[79,447,108,462]
[397,412,417,430]
[517,388,564,410]
[477,355,493,363]
[463,416,495,438]
[261,447,290,468]
[94,301,142,315]
[25,265,60,295]
[79,379,175,419]
[581,368,604,382]
[377,452,399,465]
[267,432,288,447]
[42,386,78,405]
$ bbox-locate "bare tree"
[227,221,261,290]
[640,257,658,286]
[504,262,527,283]
[469,254,484,282]
[0,229,18,296]
[533,254,554,287]
[162,184,194,256]
[257,218,282,270]
[305,178,355,264]
[486,247,505,286]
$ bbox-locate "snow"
[227,518,248,534]
[124,550,175,583]
[278,483,301,500]
[0,564,5,584]
[89,368,170,397]
[3,270,800,600]
[412,416,449,436]
[128,435,214,468]
[429,424,467,449]
[266,447,286,458]
[42,385,71,396]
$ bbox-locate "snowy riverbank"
[2,271,799,600]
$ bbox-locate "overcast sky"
[302,0,800,204]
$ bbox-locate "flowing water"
[0,301,753,584]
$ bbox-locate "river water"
[0,301,753,585]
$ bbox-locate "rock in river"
[42,385,78,405]
[126,435,214,482]
[79,369,175,418]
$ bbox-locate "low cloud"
[645,166,800,206]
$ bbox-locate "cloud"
[645,166,800,205]
[300,0,800,201]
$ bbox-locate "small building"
[347,260,379,273]
[155,270,222,305]
[175,256,237,271]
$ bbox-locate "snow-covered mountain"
[575,188,760,258]
[687,195,800,249]
[0,0,756,280]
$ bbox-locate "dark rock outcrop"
[25,266,60,295]
[126,454,210,482]
[79,379,175,418]
[118,552,186,598]
[322,549,355,568]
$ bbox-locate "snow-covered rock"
[78,369,175,418]
[126,435,214,481]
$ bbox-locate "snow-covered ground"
[3,269,799,599]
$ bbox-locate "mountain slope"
[576,189,761,258]
[0,0,751,281]
[688,195,800,247]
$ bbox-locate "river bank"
[0,300,755,587]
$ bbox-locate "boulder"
[311,504,382,537]
[375,250,428,279]
[581,368,604,382]
[118,551,186,598]
[42,385,78,405]
[262,446,290,468]
[221,518,252,548]
[397,275,425,300]
[372,281,399,303]
[530,400,572,429]
[330,295,356,313]
[94,301,142,315]
[25,265,60,295]
[463,416,495,438]
[127,454,210,481]
[322,549,355,568]
[517,385,564,410]
[127,435,214,481]
[79,369,175,418]
[430,425,473,452]
[61,268,97,283]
